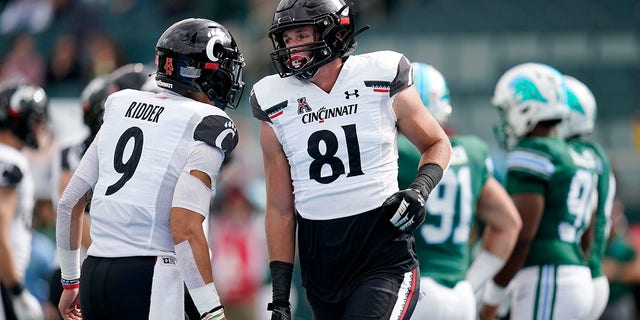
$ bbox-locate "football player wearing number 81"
[251,0,451,318]
[557,75,617,320]
[479,63,597,320]
[401,63,522,320]
[56,18,244,320]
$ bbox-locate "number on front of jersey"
[307,124,363,184]
[106,127,144,195]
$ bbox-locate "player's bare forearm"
[0,188,20,286]
[478,177,521,260]
[171,207,213,283]
[266,207,296,263]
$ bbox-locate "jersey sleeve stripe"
[506,150,555,178]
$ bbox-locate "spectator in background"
[0,0,53,34]
[84,32,126,80]
[0,33,46,85]
[601,199,640,320]
[45,34,83,95]
[210,183,268,320]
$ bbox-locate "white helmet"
[411,62,452,124]
[556,75,597,139]
[492,62,569,149]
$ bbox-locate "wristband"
[61,278,80,290]
[410,163,444,197]
[483,280,508,306]
[270,261,294,303]
[58,248,81,280]
[189,282,221,316]
[201,305,224,320]
[10,283,24,295]
[465,249,506,292]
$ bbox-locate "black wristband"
[410,163,444,197]
[10,283,24,295]
[270,261,294,303]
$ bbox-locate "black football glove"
[382,188,426,232]
[267,300,291,320]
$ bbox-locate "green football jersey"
[567,139,616,278]
[506,136,598,267]
[398,135,492,287]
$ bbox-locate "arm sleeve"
[171,143,224,216]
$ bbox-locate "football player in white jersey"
[48,63,154,317]
[251,1,451,319]
[405,63,521,320]
[56,18,245,320]
[0,81,47,320]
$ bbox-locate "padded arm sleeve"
[172,143,224,217]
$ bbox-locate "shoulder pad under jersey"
[0,161,23,188]
[193,114,239,154]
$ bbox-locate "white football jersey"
[0,143,34,277]
[88,89,237,258]
[251,51,413,220]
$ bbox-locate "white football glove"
[12,289,44,320]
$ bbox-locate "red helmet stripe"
[205,62,220,70]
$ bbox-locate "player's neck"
[310,59,343,93]
[0,132,23,149]
[528,123,557,138]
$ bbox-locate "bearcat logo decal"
[194,115,238,153]
[364,80,391,93]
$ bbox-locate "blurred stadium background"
[1,0,639,318]
[7,0,635,215]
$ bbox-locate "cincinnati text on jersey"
[125,101,165,123]
[301,103,358,124]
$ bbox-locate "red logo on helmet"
[164,57,174,76]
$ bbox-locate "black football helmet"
[81,75,111,138]
[82,63,153,137]
[110,63,152,92]
[268,0,367,80]
[0,82,48,148]
[155,18,245,110]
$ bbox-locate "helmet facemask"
[197,43,245,109]
[268,3,359,80]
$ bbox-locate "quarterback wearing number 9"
[56,18,244,320]
[251,0,451,319]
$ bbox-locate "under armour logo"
[344,89,359,99]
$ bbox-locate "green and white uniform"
[506,136,596,320]
[400,134,492,320]
[567,138,616,320]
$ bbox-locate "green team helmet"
[557,75,597,139]
[411,62,452,124]
[491,62,569,150]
